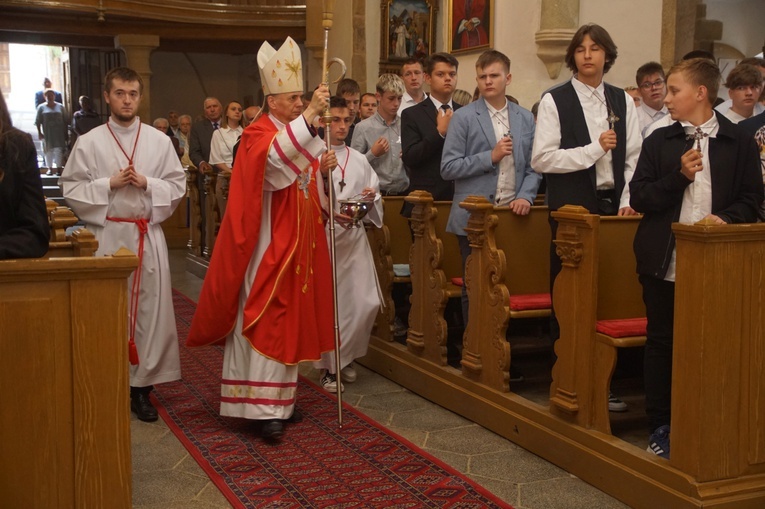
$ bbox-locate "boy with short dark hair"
[719,63,764,123]
[359,93,378,120]
[630,58,762,459]
[635,61,668,135]
[313,96,383,392]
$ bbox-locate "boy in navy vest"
[531,24,642,412]
[630,58,762,459]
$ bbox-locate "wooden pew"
[672,220,765,482]
[549,205,644,434]
[186,165,203,257]
[366,196,412,342]
[0,246,138,508]
[404,191,461,364]
[457,196,551,392]
[45,200,98,258]
[359,201,765,508]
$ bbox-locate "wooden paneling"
[0,255,138,509]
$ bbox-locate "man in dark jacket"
[630,58,762,460]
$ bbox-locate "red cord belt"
[106,216,149,365]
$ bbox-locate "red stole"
[187,115,335,365]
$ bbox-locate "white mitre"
[257,36,304,96]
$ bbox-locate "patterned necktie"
[212,122,219,130]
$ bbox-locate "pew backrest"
[433,200,462,279]
[493,205,551,296]
[596,216,644,320]
[382,196,412,266]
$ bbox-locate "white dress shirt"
[429,96,454,139]
[637,102,668,137]
[665,114,719,282]
[398,91,427,116]
[531,77,642,209]
[485,98,517,206]
[209,125,243,166]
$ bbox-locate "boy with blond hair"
[630,58,762,459]
[351,73,408,195]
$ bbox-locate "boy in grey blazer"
[441,49,540,329]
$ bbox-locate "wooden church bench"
[455,196,551,392]
[404,191,463,364]
[367,196,413,342]
[549,205,644,434]
[45,200,98,258]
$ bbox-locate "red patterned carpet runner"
[155,290,514,508]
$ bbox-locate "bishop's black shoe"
[130,392,158,422]
[284,408,303,424]
[261,420,284,441]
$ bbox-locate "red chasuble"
[187,115,335,365]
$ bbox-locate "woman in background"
[0,93,49,259]
[209,100,244,218]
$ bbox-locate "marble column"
[535,0,579,80]
[114,34,159,122]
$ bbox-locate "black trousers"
[639,274,675,432]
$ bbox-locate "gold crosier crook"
[321,0,347,428]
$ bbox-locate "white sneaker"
[608,392,628,412]
[320,370,344,393]
[341,363,357,383]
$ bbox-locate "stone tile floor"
[131,250,630,508]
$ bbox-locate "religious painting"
[448,0,493,55]
[380,0,437,73]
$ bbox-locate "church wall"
[363,0,664,109]
[441,0,664,109]
[149,51,259,122]
[705,0,765,58]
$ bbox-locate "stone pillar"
[305,0,356,91]
[114,34,159,122]
[660,0,698,71]
[353,0,367,92]
[535,0,579,80]
[304,0,324,88]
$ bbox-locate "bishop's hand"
[320,150,337,176]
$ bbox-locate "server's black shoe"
[130,393,158,422]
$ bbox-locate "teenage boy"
[398,57,427,115]
[401,52,460,216]
[531,23,641,412]
[441,49,539,333]
[62,67,186,422]
[630,58,762,459]
[335,78,362,143]
[351,74,409,195]
[313,97,383,393]
[716,63,764,123]
[635,61,669,136]
[359,93,378,120]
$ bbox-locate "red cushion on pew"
[451,277,464,287]
[508,293,552,311]
[596,318,647,338]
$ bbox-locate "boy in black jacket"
[630,58,762,459]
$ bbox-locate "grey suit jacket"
[440,99,540,235]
